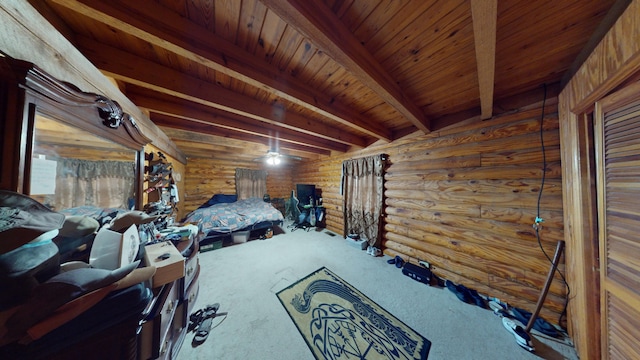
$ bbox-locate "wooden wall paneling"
[183,158,244,211]
[254,8,287,65]
[558,1,640,358]
[265,165,295,200]
[383,216,566,286]
[273,25,304,71]
[214,0,241,43]
[183,156,294,216]
[236,0,268,54]
[565,0,640,115]
[349,0,408,47]
[296,101,566,323]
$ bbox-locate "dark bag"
[0,190,65,310]
[402,262,432,285]
[0,240,60,310]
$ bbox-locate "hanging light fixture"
[265,152,281,165]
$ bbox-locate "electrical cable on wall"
[534,83,571,329]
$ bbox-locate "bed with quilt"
[182,195,284,242]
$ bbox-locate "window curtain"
[235,168,267,200]
[54,158,135,210]
[341,154,386,247]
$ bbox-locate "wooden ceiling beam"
[150,111,340,155]
[128,89,348,153]
[75,36,367,148]
[169,139,264,162]
[154,114,330,156]
[48,0,392,141]
[162,127,322,160]
[260,0,431,133]
[471,0,497,120]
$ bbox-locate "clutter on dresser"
[0,190,156,352]
[144,241,184,288]
[143,151,179,220]
[0,56,198,359]
[0,189,202,359]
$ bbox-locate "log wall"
[296,101,566,323]
[182,157,294,216]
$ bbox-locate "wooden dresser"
[139,237,200,359]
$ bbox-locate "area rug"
[277,267,431,359]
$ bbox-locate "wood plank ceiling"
[32,0,618,163]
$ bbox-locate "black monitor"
[296,184,316,206]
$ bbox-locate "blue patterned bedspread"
[183,197,284,234]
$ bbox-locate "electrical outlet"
[419,260,430,268]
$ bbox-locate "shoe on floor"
[394,255,405,268]
[192,316,213,346]
[191,303,220,347]
[510,306,560,337]
[445,280,472,304]
[488,300,510,317]
[467,288,487,309]
[502,317,535,352]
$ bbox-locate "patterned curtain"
[341,154,386,247]
[235,168,267,200]
[53,159,136,210]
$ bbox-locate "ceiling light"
[266,155,281,165]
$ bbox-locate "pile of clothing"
[0,190,156,352]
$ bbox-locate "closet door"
[595,84,640,360]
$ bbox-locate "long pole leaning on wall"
[525,240,565,333]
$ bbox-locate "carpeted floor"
[176,221,578,360]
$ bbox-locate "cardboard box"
[90,225,140,270]
[144,241,185,288]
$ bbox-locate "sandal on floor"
[192,316,214,346]
[191,303,220,347]
[188,303,220,333]
[187,309,204,332]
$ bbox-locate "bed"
[182,196,284,242]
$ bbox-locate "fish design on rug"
[290,272,420,359]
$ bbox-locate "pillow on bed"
[198,194,237,209]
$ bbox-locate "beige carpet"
[176,221,578,360]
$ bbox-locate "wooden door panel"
[596,87,640,359]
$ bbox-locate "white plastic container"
[232,230,250,244]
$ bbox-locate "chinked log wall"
[182,157,293,215]
[295,100,566,324]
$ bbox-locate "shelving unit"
[144,152,177,218]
